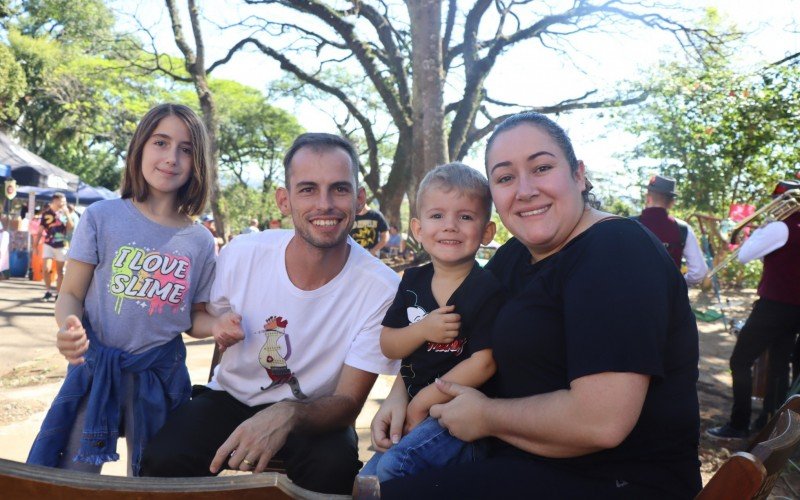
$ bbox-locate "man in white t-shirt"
[141,133,400,494]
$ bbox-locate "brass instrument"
[705,189,800,279]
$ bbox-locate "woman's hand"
[370,376,408,452]
[429,379,490,442]
[212,312,245,353]
[56,314,89,365]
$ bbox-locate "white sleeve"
[683,227,708,286]
[345,284,401,376]
[737,221,789,264]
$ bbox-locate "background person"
[140,133,400,495]
[240,218,260,235]
[33,192,69,301]
[381,224,406,259]
[634,174,707,285]
[374,112,701,499]
[707,179,800,439]
[65,204,80,250]
[351,203,389,256]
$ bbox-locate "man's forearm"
[279,393,363,434]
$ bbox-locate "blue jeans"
[360,417,487,481]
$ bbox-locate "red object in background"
[727,203,756,250]
[728,203,755,222]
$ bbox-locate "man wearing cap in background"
[708,179,800,439]
[634,174,708,285]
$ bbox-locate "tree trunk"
[195,77,226,241]
[377,125,413,228]
[407,0,446,218]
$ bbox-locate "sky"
[112,0,800,199]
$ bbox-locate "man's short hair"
[51,192,65,201]
[283,133,359,184]
[416,162,493,222]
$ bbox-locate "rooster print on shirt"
[109,245,191,315]
[257,315,308,400]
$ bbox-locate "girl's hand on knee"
[56,315,89,365]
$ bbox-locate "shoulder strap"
[675,219,689,249]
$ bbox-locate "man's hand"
[212,312,245,353]
[419,305,460,344]
[210,402,296,474]
[56,315,89,365]
[370,379,408,452]
[429,379,490,442]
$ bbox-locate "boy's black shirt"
[382,261,506,397]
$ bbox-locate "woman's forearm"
[482,372,649,458]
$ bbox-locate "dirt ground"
[1,277,799,496]
[692,286,799,498]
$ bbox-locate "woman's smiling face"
[486,123,586,261]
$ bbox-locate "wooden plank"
[0,458,339,500]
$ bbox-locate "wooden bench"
[0,457,342,499]
[697,408,800,499]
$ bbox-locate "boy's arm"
[406,348,496,429]
[380,304,460,359]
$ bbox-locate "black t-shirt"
[350,209,389,249]
[485,218,701,498]
[382,262,505,398]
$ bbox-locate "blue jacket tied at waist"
[27,321,191,475]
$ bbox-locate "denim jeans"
[360,416,487,481]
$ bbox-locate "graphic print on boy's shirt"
[401,290,466,393]
[257,315,308,400]
[109,245,191,315]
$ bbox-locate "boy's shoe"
[706,424,749,439]
[42,291,53,302]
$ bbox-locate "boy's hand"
[212,312,245,353]
[420,305,460,344]
[56,315,89,365]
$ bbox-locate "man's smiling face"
[278,146,364,250]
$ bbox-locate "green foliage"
[12,0,114,50]
[492,212,511,244]
[209,80,303,189]
[619,29,800,216]
[219,179,282,236]
[598,195,635,217]
[0,42,25,123]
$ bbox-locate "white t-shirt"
[207,230,400,406]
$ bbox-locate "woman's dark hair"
[484,112,596,206]
[121,103,210,217]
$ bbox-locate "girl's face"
[486,124,586,261]
[141,115,193,199]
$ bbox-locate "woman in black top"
[372,112,701,499]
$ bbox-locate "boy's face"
[411,185,495,267]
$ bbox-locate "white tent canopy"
[0,131,79,190]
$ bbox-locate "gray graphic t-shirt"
[69,198,216,354]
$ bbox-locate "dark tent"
[0,131,79,191]
[17,182,118,206]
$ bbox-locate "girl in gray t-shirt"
[28,104,216,476]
